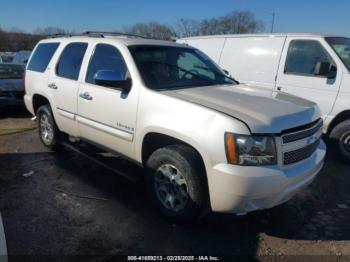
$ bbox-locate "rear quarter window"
[27,43,60,73]
[56,42,88,80]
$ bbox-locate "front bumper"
[207,139,326,213]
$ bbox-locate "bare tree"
[176,10,264,37]
[0,10,264,51]
[176,19,199,38]
[34,27,66,36]
[123,22,175,40]
[0,29,44,52]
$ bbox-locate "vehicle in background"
[12,50,31,65]
[178,34,350,163]
[0,52,15,63]
[24,32,325,222]
[0,64,25,110]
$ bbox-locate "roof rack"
[51,31,145,39]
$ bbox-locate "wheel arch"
[32,93,51,115]
[327,110,350,135]
[141,132,208,170]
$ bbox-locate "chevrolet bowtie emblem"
[307,134,317,145]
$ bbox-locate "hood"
[0,79,23,92]
[161,84,320,134]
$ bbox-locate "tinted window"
[27,43,59,72]
[86,44,129,85]
[285,40,333,76]
[56,43,88,80]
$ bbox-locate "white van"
[178,34,350,163]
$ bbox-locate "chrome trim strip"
[76,115,133,142]
[57,107,75,120]
[56,107,134,141]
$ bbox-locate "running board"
[62,142,142,182]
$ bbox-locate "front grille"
[283,139,320,165]
[282,119,323,144]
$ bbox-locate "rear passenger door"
[276,38,342,118]
[49,42,88,136]
[77,43,139,159]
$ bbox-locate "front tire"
[145,145,207,223]
[329,120,350,164]
[37,105,62,151]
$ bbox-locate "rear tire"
[145,145,207,223]
[37,105,63,151]
[329,120,350,164]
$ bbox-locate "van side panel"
[183,38,226,64]
[219,36,286,90]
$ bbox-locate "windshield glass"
[0,64,25,79]
[326,37,350,71]
[129,45,235,90]
[12,51,31,65]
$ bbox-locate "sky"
[0,0,349,36]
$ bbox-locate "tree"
[176,19,199,38]
[0,9,264,51]
[123,22,175,40]
[0,29,44,52]
[34,27,66,36]
[176,10,265,37]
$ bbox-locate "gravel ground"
[1,111,350,261]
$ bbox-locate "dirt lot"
[1,111,350,261]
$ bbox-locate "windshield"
[12,51,31,65]
[129,45,235,90]
[326,37,350,71]
[0,64,25,79]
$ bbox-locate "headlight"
[225,133,277,166]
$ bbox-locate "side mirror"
[327,65,337,79]
[314,61,337,79]
[94,70,131,90]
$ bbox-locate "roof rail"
[51,31,145,39]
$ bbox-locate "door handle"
[79,92,93,101]
[48,83,58,90]
[277,86,282,91]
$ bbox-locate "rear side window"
[56,43,88,80]
[285,40,333,76]
[27,43,59,73]
[86,44,129,85]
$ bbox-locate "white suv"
[24,32,326,222]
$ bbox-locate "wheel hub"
[40,114,53,145]
[342,132,350,153]
[154,164,188,212]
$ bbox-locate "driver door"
[77,43,139,159]
[276,37,342,119]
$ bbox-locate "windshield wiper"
[147,61,216,85]
[193,65,239,84]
